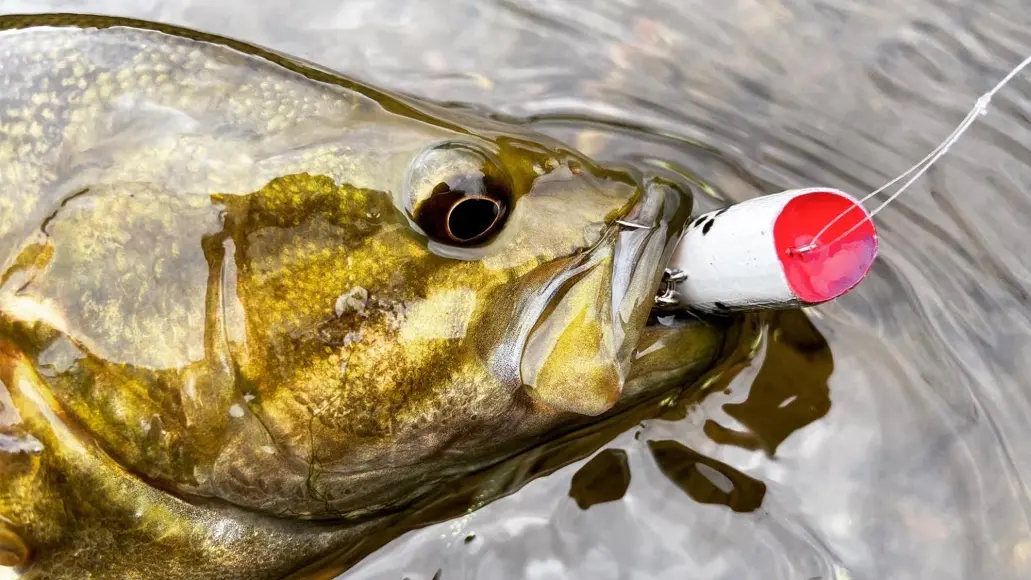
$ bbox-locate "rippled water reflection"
[4,0,1031,578]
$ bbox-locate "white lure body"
[667,188,878,312]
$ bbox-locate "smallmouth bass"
[0,14,731,579]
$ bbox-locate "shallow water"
[4,0,1031,579]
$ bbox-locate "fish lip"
[608,176,695,366]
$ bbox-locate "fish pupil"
[415,167,512,246]
[448,196,501,241]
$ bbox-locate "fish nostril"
[446,196,501,242]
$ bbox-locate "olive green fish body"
[0,15,725,579]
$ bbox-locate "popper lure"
[662,53,1031,313]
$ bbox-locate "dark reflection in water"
[643,310,829,511]
[704,310,833,456]
[647,439,767,513]
[568,448,631,510]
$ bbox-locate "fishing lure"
[664,53,1031,313]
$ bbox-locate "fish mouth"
[512,174,707,416]
[608,175,730,401]
[610,175,698,346]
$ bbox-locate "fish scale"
[0,24,372,274]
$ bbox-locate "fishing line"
[794,52,1031,255]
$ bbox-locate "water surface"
[3,0,1031,578]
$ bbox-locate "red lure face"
[774,190,879,304]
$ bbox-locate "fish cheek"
[253,309,505,470]
[238,255,501,468]
[305,267,520,462]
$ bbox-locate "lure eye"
[406,143,513,246]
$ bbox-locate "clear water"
[3,0,1031,579]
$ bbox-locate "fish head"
[214,106,726,515]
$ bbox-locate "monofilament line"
[795,52,1031,254]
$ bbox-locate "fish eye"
[406,143,514,246]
